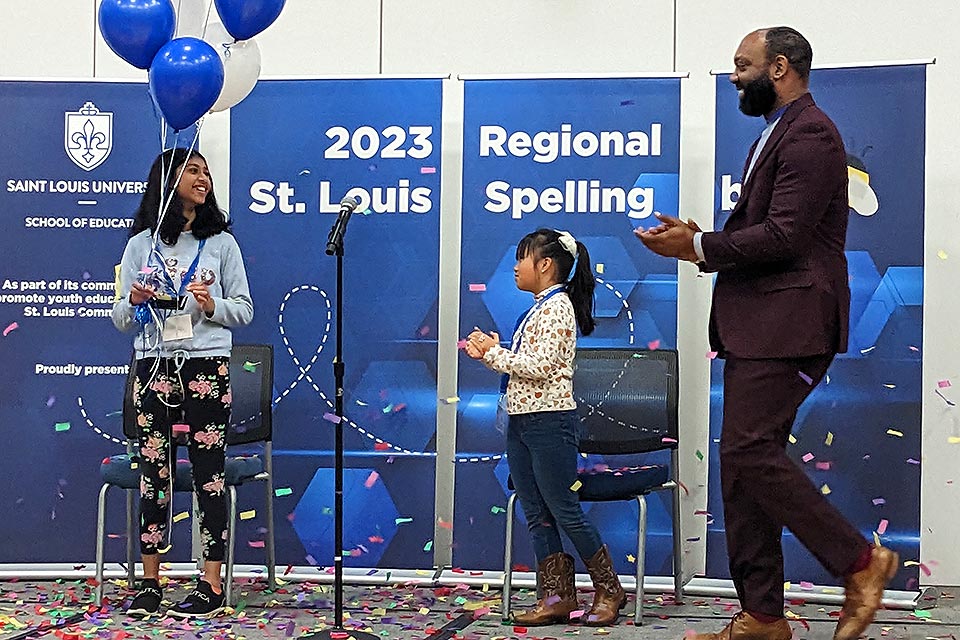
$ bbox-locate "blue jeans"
[506,409,603,565]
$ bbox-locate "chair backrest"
[573,348,679,455]
[226,343,274,445]
[121,344,274,445]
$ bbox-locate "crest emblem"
[65,102,113,171]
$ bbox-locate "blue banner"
[230,78,443,568]
[711,66,925,589]
[0,81,178,561]
[457,77,681,571]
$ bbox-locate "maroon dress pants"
[720,353,870,617]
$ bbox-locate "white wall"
[0,1,95,77]
[2,0,957,584]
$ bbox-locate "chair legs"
[225,486,238,606]
[125,488,136,586]
[502,492,518,622]
[264,476,277,591]
[671,480,684,604]
[95,483,111,603]
[634,495,648,624]
[193,494,202,573]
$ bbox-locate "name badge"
[162,314,194,343]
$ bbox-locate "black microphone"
[325,195,360,255]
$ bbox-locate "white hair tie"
[555,230,578,259]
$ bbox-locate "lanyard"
[500,285,566,393]
[509,285,566,352]
[154,239,206,297]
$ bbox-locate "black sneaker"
[127,578,162,617]
[166,579,225,619]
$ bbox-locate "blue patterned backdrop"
[456,77,681,572]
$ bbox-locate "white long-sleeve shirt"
[482,284,577,415]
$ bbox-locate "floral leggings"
[134,356,231,562]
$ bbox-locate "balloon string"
[151,120,203,257]
[175,0,184,37]
[201,0,215,39]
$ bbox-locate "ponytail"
[566,240,596,336]
[516,228,596,336]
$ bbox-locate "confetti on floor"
[0,577,954,640]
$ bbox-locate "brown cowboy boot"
[833,546,899,640]
[687,612,792,640]
[512,552,578,626]
[583,544,627,626]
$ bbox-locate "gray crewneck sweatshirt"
[112,229,254,358]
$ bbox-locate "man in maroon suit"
[637,27,898,640]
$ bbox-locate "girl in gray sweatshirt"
[111,147,252,619]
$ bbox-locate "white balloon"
[202,21,262,112]
[175,0,210,38]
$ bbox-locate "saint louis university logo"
[64,102,113,171]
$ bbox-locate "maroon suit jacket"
[701,93,850,359]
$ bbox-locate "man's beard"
[738,72,778,117]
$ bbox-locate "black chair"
[95,344,276,606]
[501,348,685,625]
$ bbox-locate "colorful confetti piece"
[468,283,486,292]
[240,510,256,520]
[242,360,260,372]
[275,487,293,497]
[364,471,380,489]
[2,322,18,337]
[936,389,955,406]
[54,422,71,432]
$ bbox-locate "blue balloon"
[214,0,286,41]
[98,0,176,70]
[149,38,225,131]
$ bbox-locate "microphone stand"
[300,202,377,640]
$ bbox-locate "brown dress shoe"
[833,546,899,640]
[687,612,792,640]
[583,544,627,626]
[512,552,578,626]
